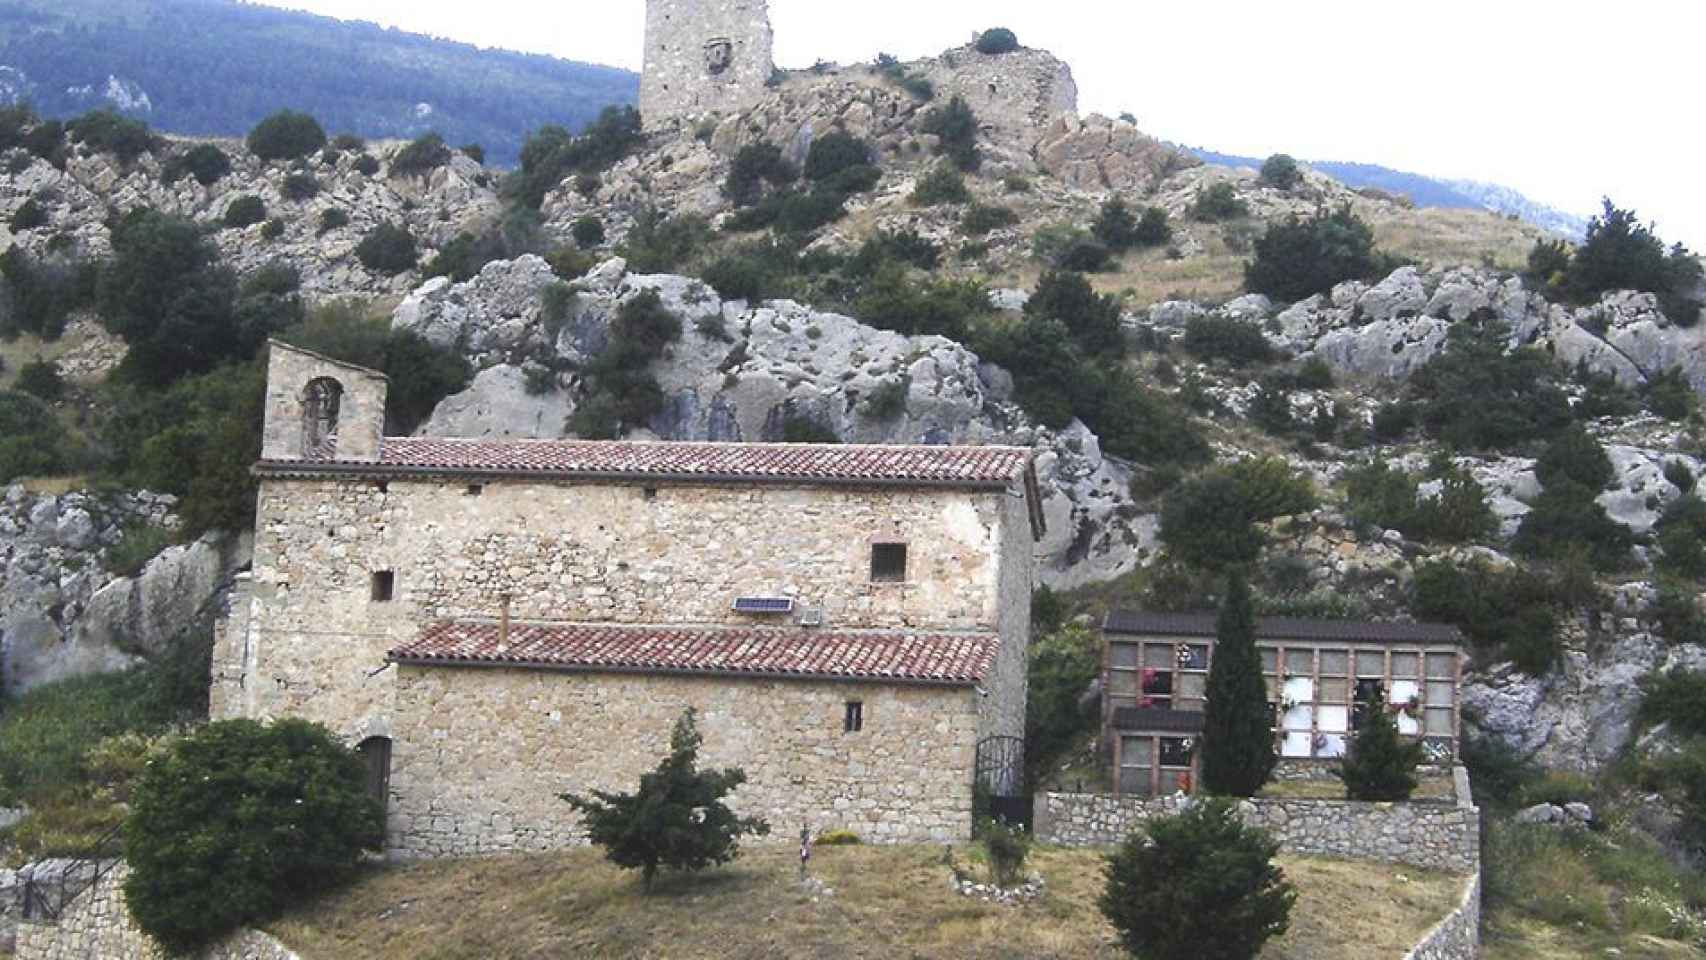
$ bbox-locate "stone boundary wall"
[1035,766,1480,875]
[14,863,299,960]
[1403,872,1482,960]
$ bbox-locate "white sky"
[249,0,1706,249]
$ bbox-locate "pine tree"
[1337,686,1424,801]
[1200,572,1276,796]
[561,708,770,891]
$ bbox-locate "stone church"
[640,0,775,128]
[211,343,1041,854]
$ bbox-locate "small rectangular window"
[371,570,396,603]
[844,701,864,733]
[870,543,908,583]
[465,484,484,497]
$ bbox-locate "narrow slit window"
[870,543,908,583]
[465,484,484,497]
[371,570,396,603]
[844,701,864,733]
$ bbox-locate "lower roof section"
[388,620,999,687]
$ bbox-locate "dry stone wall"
[1403,874,1482,960]
[1036,767,1481,875]
[389,666,982,856]
[13,864,299,960]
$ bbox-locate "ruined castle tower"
[640,0,775,129]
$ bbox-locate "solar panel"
[732,597,795,615]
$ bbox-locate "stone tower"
[640,0,775,129]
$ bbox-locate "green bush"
[850,265,987,342]
[975,27,1020,54]
[621,210,713,274]
[99,209,265,386]
[1183,315,1275,366]
[383,131,449,178]
[803,132,871,182]
[1134,205,1173,247]
[246,109,327,161]
[1161,472,1267,571]
[0,247,99,340]
[725,186,849,235]
[703,248,783,303]
[815,829,861,846]
[459,142,484,164]
[1645,367,1697,421]
[1245,205,1395,303]
[572,215,606,248]
[1534,424,1615,492]
[1100,798,1296,960]
[979,817,1031,886]
[1343,460,1496,544]
[1055,238,1112,272]
[260,218,285,240]
[0,390,83,481]
[14,356,65,401]
[1651,582,1706,646]
[505,106,643,210]
[1024,624,1100,786]
[910,163,971,206]
[1639,670,1706,737]
[561,708,769,891]
[10,197,46,231]
[355,222,418,275]
[281,172,320,201]
[1407,317,1572,451]
[861,375,911,420]
[1656,495,1706,580]
[724,142,797,206]
[1512,482,1633,571]
[123,719,384,953]
[222,194,267,229]
[317,208,350,234]
[853,229,941,273]
[1337,685,1423,800]
[352,153,380,176]
[1026,269,1123,355]
[920,95,980,172]
[961,203,1019,236]
[105,523,175,579]
[1192,181,1248,222]
[1529,199,1703,328]
[67,109,155,164]
[1258,154,1303,191]
[570,289,682,438]
[1411,558,1567,675]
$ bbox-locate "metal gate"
[974,735,1031,830]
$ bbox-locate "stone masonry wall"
[980,489,1031,751]
[1036,767,1481,874]
[388,666,982,856]
[640,0,775,129]
[1403,873,1482,960]
[222,476,1017,743]
[14,864,300,960]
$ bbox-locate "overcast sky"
[251,0,1706,249]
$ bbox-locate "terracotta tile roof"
[261,439,1033,489]
[389,621,1000,686]
[1104,611,1463,646]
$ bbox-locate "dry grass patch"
[1258,775,1456,802]
[271,845,1463,960]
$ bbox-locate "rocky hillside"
[1,36,1703,794]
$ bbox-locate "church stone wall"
[388,667,981,856]
[220,474,1021,750]
[260,343,387,463]
[641,0,775,129]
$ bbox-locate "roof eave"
[385,654,984,688]
[253,459,1023,492]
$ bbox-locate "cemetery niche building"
[1101,611,1466,797]
[211,343,1042,855]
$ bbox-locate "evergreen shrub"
[246,110,327,161]
[1337,686,1423,801]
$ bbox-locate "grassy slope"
[272,845,1464,960]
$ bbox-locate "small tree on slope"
[1200,572,1276,796]
[1337,685,1424,801]
[561,708,770,891]
[1100,798,1297,960]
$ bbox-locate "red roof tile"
[389,621,999,686]
[260,439,1033,489]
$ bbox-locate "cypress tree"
[1200,572,1275,796]
[1337,686,1424,801]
